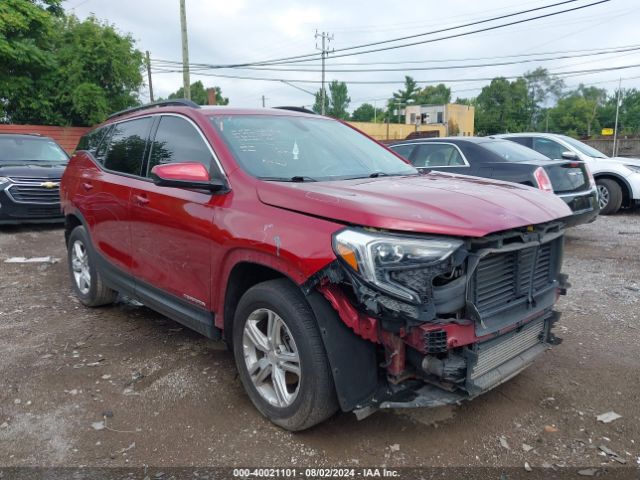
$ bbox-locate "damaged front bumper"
[355,310,561,418]
[309,222,569,417]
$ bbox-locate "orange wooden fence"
[0,124,91,154]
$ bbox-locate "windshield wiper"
[258,175,318,182]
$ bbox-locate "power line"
[160,45,640,73]
[152,0,608,70]
[150,62,640,85]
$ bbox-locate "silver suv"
[497,133,640,215]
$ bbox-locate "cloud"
[271,6,324,38]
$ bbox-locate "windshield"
[209,115,417,181]
[559,135,607,158]
[0,137,69,163]
[481,139,550,162]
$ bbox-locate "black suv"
[0,134,69,224]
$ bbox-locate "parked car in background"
[496,133,640,215]
[0,133,69,225]
[389,137,599,227]
[61,100,572,430]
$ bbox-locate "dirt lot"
[1,212,639,472]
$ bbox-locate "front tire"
[67,226,118,307]
[232,279,338,431]
[597,178,623,215]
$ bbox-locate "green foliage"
[313,81,350,119]
[1,3,143,126]
[350,103,384,122]
[415,83,451,105]
[474,77,531,135]
[168,81,229,105]
[385,76,418,120]
[523,68,564,129]
[547,85,607,136]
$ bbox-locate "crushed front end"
[314,222,568,416]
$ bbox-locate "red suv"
[61,100,572,430]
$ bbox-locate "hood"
[0,163,67,177]
[609,157,640,167]
[257,172,573,238]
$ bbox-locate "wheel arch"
[64,211,88,246]
[594,173,633,207]
[221,260,294,345]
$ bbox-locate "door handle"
[82,182,93,191]
[134,194,149,206]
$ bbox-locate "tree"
[313,81,350,119]
[52,15,144,125]
[168,81,229,105]
[474,77,531,135]
[415,83,451,105]
[523,68,564,129]
[385,76,419,121]
[351,103,384,122]
[0,5,145,126]
[0,0,63,122]
[547,85,607,136]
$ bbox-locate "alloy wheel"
[597,184,609,210]
[242,308,301,408]
[71,240,91,295]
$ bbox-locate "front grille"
[6,183,60,204]
[469,316,546,381]
[472,240,557,318]
[8,176,61,183]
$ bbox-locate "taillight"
[534,167,553,193]
[584,164,596,188]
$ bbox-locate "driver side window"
[533,138,566,160]
[413,143,466,168]
[147,116,214,176]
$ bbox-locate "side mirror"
[150,162,228,192]
[561,151,579,160]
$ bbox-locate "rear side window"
[533,138,566,160]
[412,143,466,168]
[147,116,213,175]
[507,137,532,148]
[390,144,416,160]
[104,118,152,175]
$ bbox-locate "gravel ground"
[0,212,639,472]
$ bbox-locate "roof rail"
[107,99,201,120]
[274,106,317,115]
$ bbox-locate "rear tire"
[67,226,117,307]
[597,178,623,215]
[232,279,338,431]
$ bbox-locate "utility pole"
[315,31,333,115]
[145,51,154,102]
[179,0,191,100]
[261,95,266,108]
[612,77,622,157]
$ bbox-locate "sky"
[65,0,640,110]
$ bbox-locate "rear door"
[129,114,220,319]
[409,142,474,176]
[82,117,152,275]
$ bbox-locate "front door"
[129,114,219,312]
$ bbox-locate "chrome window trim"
[391,142,470,168]
[82,112,228,183]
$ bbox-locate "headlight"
[333,229,463,303]
[624,164,640,174]
[0,177,10,185]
